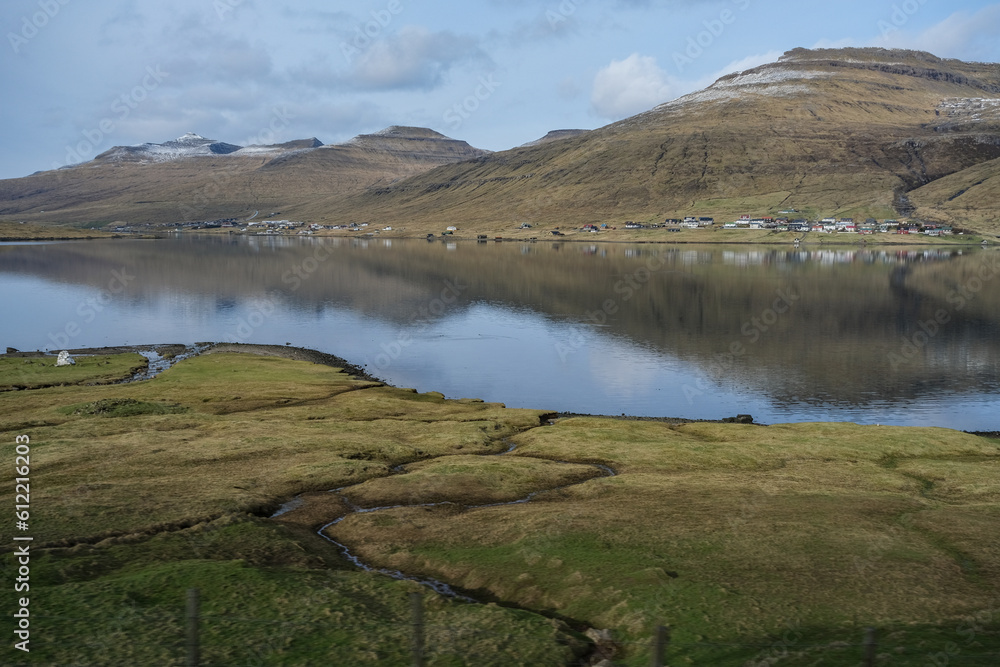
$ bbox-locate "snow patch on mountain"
[656,68,832,111]
[715,68,834,89]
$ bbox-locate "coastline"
[5,340,999,664]
[6,342,998,437]
[193,225,997,246]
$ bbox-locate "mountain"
[315,48,1000,234]
[518,129,590,147]
[95,132,245,162]
[2,48,1000,233]
[0,127,487,224]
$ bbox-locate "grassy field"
[2,350,999,665]
[0,220,116,240]
[0,351,587,665]
[0,353,147,391]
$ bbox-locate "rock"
[585,628,613,644]
[584,628,618,665]
[6,347,18,353]
[55,351,76,366]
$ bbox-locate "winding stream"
[117,346,616,604]
[275,441,617,602]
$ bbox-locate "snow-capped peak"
[176,132,208,142]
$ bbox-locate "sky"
[2,0,1000,180]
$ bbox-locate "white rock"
[55,351,76,366]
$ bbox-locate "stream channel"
[274,441,618,602]
[114,345,619,607]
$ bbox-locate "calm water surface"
[1,235,998,430]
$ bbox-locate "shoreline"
[5,223,995,247]
[6,342,998,438]
[185,228,997,247]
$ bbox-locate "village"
[619,215,959,236]
[107,213,967,239]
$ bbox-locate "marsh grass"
[0,353,551,542]
[0,352,581,665]
[61,398,189,417]
[343,455,604,508]
[19,518,585,666]
[332,418,1000,665]
[0,353,146,390]
[5,353,1000,664]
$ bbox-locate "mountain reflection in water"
[1,235,998,430]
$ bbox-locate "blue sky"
[2,0,1000,179]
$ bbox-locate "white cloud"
[591,53,678,119]
[349,26,487,90]
[873,5,1000,62]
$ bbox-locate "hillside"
[316,48,1000,234]
[0,126,488,225]
[2,48,1000,233]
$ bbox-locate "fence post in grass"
[863,627,877,667]
[651,624,669,667]
[411,592,425,667]
[186,588,200,667]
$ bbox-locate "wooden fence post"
[863,627,877,667]
[186,588,200,667]
[651,624,669,667]
[411,592,425,667]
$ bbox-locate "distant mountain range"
[3,47,999,235]
[95,132,324,162]
[0,126,488,225]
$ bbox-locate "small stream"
[118,344,212,383]
[275,442,617,602]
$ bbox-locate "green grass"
[0,353,146,391]
[332,419,1000,664]
[343,456,603,508]
[0,352,580,666]
[59,398,189,417]
[0,353,548,543]
[12,518,585,666]
[4,352,1000,664]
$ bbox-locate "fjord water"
[2,235,998,430]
